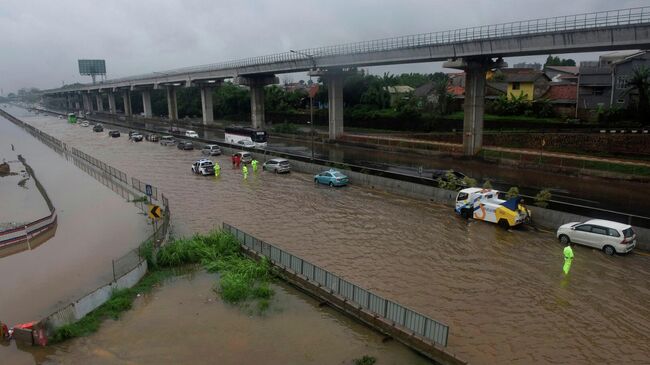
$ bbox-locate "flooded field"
[0,114,150,363]
[10,106,650,364]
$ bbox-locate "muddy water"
[0,116,149,329]
[15,108,650,364]
[29,272,429,365]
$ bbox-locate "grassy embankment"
[51,231,273,343]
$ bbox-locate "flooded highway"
[117,116,650,217]
[11,106,650,364]
[0,113,151,363]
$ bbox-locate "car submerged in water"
[314,169,348,187]
[455,188,530,229]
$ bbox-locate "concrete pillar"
[122,91,132,116]
[75,100,80,111]
[95,94,104,112]
[82,93,91,113]
[327,74,345,140]
[142,89,153,118]
[250,85,265,129]
[108,92,117,114]
[166,87,178,120]
[200,86,214,124]
[234,75,278,129]
[463,62,487,156]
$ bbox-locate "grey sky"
[0,0,647,93]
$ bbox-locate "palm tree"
[626,66,650,120]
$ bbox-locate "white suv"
[191,159,215,176]
[556,219,637,255]
[185,130,199,138]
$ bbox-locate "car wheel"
[275,169,279,174]
[460,208,470,219]
[329,181,334,187]
[498,219,510,230]
[314,178,319,184]
[603,245,616,256]
[559,235,570,245]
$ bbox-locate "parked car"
[263,158,291,173]
[80,121,89,127]
[233,151,252,164]
[160,135,177,146]
[236,139,256,148]
[108,130,120,138]
[146,134,160,142]
[128,130,138,138]
[130,133,144,142]
[177,141,194,150]
[191,159,215,176]
[185,130,199,138]
[314,169,349,187]
[168,126,181,135]
[57,115,63,119]
[93,124,104,132]
[201,144,222,156]
[556,219,636,255]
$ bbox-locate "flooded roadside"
[34,272,430,365]
[0,115,149,341]
[8,106,650,364]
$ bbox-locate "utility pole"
[290,49,318,160]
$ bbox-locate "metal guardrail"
[50,6,650,89]
[223,222,450,347]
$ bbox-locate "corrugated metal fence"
[223,222,449,347]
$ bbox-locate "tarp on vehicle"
[500,196,522,211]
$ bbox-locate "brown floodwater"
[0,114,149,336]
[24,272,430,365]
[10,106,650,364]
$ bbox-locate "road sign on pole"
[148,204,162,220]
[145,184,153,197]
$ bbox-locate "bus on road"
[225,126,268,148]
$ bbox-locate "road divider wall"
[223,223,466,365]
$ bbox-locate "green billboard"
[78,59,106,75]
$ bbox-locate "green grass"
[447,111,563,123]
[130,195,149,203]
[52,230,273,343]
[50,269,173,343]
[353,355,377,365]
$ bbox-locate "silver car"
[201,144,222,156]
[556,219,636,255]
[262,158,291,173]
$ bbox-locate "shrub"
[482,179,493,189]
[506,186,520,199]
[354,356,377,365]
[534,188,552,208]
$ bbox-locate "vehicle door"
[588,225,609,249]
[571,224,593,245]
[318,172,330,184]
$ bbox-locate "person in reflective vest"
[242,164,248,179]
[563,242,574,275]
[251,159,258,172]
[214,162,221,177]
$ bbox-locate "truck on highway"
[455,188,530,229]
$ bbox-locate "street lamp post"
[290,50,317,160]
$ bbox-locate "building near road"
[577,50,650,120]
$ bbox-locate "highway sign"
[148,204,162,219]
[145,184,153,197]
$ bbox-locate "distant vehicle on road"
[185,130,199,138]
[455,188,530,229]
[314,169,348,187]
[233,151,252,164]
[160,135,177,146]
[146,134,160,142]
[168,126,181,135]
[80,121,89,127]
[263,158,291,173]
[191,159,215,176]
[225,126,268,148]
[130,133,144,142]
[236,139,256,148]
[108,130,121,138]
[177,141,194,150]
[201,144,222,156]
[67,113,77,123]
[93,124,104,132]
[556,219,636,255]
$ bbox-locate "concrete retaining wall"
[43,261,147,330]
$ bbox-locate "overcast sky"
[0,0,647,93]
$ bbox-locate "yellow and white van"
[455,188,530,228]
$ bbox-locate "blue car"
[314,169,349,187]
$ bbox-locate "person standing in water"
[563,242,574,275]
[242,164,248,179]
